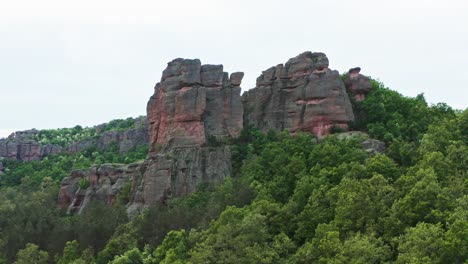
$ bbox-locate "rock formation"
[67,125,149,154]
[128,58,243,216]
[0,130,62,161]
[242,52,355,137]
[335,131,386,154]
[0,119,149,162]
[343,67,373,101]
[52,51,383,217]
[58,58,244,216]
[147,59,243,151]
[58,162,143,214]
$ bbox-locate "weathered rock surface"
[0,130,62,161]
[147,58,243,151]
[59,58,244,215]
[127,146,233,216]
[242,52,355,137]
[343,67,373,101]
[127,58,243,215]
[58,162,143,214]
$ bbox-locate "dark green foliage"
[0,144,147,189]
[350,80,433,143]
[13,243,49,264]
[104,82,465,263]
[0,136,146,262]
[1,80,467,263]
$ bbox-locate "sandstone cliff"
[58,58,244,216]
[128,58,243,215]
[57,51,375,216]
[242,52,355,137]
[147,59,243,151]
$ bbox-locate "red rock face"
[147,59,243,153]
[242,52,355,137]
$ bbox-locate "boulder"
[362,138,386,154]
[334,131,386,154]
[343,67,373,101]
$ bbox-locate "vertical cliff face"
[128,58,244,216]
[57,58,244,216]
[0,130,62,161]
[242,52,355,137]
[147,58,243,151]
[56,51,374,216]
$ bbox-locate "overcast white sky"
[1,0,467,138]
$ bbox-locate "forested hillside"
[0,80,466,263]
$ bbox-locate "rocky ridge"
[59,58,245,216]
[54,52,381,215]
[0,118,149,161]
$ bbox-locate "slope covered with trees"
[0,81,466,263]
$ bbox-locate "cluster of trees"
[0,144,148,188]
[33,117,145,147]
[0,80,466,263]
[101,114,466,263]
[34,126,98,147]
[0,144,148,263]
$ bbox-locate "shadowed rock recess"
[52,52,375,216]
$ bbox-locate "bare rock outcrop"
[242,52,355,137]
[335,131,386,154]
[147,58,243,151]
[0,119,149,162]
[0,130,62,161]
[58,162,143,214]
[343,67,373,101]
[128,58,243,215]
[58,58,244,216]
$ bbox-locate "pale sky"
[1,0,467,138]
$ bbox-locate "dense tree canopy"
[0,82,466,263]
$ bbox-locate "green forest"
[0,81,466,263]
